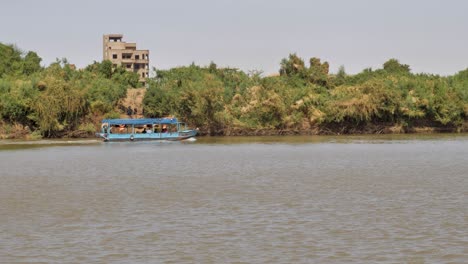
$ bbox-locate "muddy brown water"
[0,135,467,263]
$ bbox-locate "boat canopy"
[102,118,179,125]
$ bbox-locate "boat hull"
[97,130,197,142]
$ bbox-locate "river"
[0,135,467,263]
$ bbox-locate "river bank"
[1,121,467,140]
[2,43,468,142]
[221,122,468,136]
[0,122,96,140]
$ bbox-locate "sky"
[1,0,467,75]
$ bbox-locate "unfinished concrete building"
[103,34,149,86]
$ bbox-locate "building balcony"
[123,43,137,50]
[121,59,149,64]
[133,59,149,63]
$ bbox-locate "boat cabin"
[98,118,197,141]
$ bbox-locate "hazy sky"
[2,0,467,75]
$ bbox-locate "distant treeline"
[1,42,467,138]
[144,55,468,135]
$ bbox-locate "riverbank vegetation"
[144,55,468,135]
[0,42,139,138]
[1,42,467,138]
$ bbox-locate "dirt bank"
[2,120,467,139]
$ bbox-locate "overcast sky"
[1,0,467,75]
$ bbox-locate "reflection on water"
[0,135,467,263]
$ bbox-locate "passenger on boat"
[146,125,152,133]
[102,123,108,133]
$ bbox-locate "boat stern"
[178,129,198,140]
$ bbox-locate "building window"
[112,54,117,59]
[142,72,145,78]
[126,64,131,69]
[135,55,140,60]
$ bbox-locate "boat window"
[168,124,176,133]
[114,124,129,134]
[135,126,145,133]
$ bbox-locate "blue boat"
[97,118,198,142]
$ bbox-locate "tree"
[308,57,329,86]
[99,60,113,78]
[279,53,306,77]
[383,59,411,75]
[22,51,42,75]
[112,66,139,87]
[0,43,22,77]
[334,65,347,86]
[208,61,217,73]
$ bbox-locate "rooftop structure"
[103,34,149,86]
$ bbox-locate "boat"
[97,118,198,142]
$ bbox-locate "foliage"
[0,43,42,77]
[1,42,467,137]
[143,64,238,134]
[0,43,140,137]
[144,55,468,134]
[383,59,411,75]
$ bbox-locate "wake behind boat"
[97,118,197,142]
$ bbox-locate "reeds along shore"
[1,43,467,139]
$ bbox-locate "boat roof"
[102,118,179,125]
